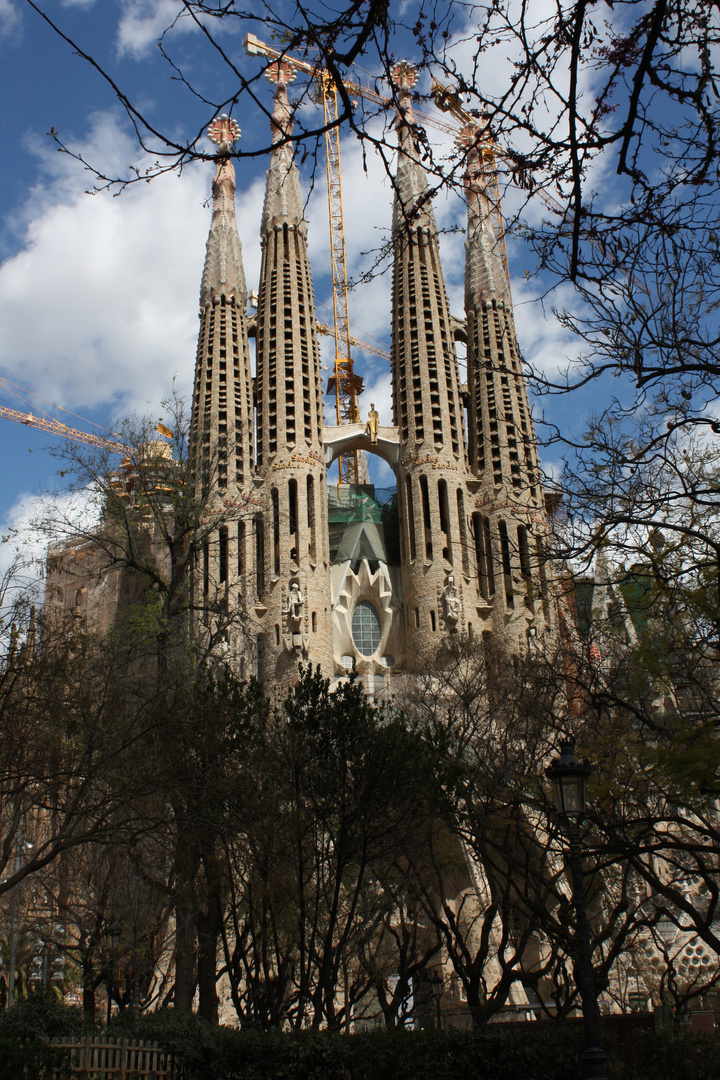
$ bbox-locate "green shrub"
[109,1019,583,1080]
[613,1023,720,1080]
[0,995,86,1080]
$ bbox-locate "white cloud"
[0,485,99,605]
[116,0,195,60]
[0,0,20,42]
[0,112,214,420]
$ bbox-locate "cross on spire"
[264,59,297,89]
[207,114,241,155]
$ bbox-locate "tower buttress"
[462,122,553,643]
[390,62,475,658]
[190,115,255,657]
[253,62,332,685]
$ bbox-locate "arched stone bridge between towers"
[323,423,400,472]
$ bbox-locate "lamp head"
[545,740,591,819]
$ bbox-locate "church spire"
[462,120,541,510]
[462,121,511,311]
[391,61,436,237]
[189,114,255,640]
[191,114,254,497]
[260,61,306,233]
[462,120,553,642]
[390,60,466,463]
[200,115,248,307]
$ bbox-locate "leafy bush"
[613,1024,720,1080]
[110,1017,583,1080]
[11,1004,719,1080]
[0,995,86,1080]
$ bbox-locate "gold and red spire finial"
[456,119,480,150]
[207,113,241,155]
[390,59,418,123]
[390,59,419,92]
[457,119,486,225]
[265,59,297,142]
[207,113,241,209]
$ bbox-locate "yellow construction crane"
[316,323,390,363]
[0,403,127,454]
[0,376,175,464]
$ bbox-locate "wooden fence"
[49,1036,173,1079]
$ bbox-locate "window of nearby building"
[351,601,381,656]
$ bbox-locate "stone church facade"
[46,60,556,693]
[187,61,555,693]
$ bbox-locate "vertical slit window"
[457,489,469,578]
[499,520,514,608]
[420,475,432,559]
[307,474,316,561]
[518,525,531,580]
[438,479,452,564]
[255,514,265,599]
[289,478,298,536]
[219,527,228,585]
[472,512,491,600]
[484,517,495,597]
[238,521,245,580]
[405,476,416,561]
[272,487,280,575]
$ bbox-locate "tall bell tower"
[462,121,553,646]
[190,114,255,659]
[389,61,474,656]
[252,61,333,684]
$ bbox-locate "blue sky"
[0,1,581,575]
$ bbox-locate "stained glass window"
[351,601,381,656]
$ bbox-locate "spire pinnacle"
[461,119,510,307]
[261,60,305,233]
[390,60,435,236]
[200,114,247,307]
[265,59,297,143]
[391,59,419,132]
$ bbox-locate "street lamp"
[545,742,607,1080]
[427,969,443,1030]
[104,923,121,1026]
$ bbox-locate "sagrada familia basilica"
[47,57,557,690]
[185,57,554,689]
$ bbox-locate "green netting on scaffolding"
[327,485,400,567]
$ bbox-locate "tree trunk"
[196,848,225,1024]
[82,951,96,1021]
[173,831,200,1013]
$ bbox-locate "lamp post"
[428,970,443,1030]
[104,923,121,1026]
[545,742,607,1080]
